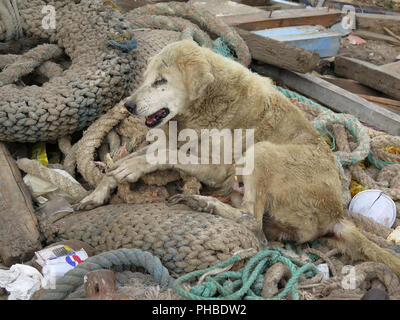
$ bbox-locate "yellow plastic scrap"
[349,180,368,198]
[31,142,48,166]
[383,146,400,155]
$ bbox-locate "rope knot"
[190,282,217,298]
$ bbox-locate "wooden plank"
[334,56,400,100]
[357,94,400,107]
[320,76,384,96]
[219,8,341,31]
[236,28,321,73]
[383,27,400,42]
[356,13,400,36]
[380,61,400,74]
[351,30,400,46]
[0,143,41,266]
[252,62,400,135]
[268,0,306,9]
[252,25,341,57]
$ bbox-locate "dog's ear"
[178,54,214,101]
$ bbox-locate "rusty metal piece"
[84,269,133,300]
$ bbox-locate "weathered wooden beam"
[321,76,383,96]
[352,30,400,46]
[334,56,400,100]
[356,13,400,36]
[252,62,400,135]
[0,143,42,266]
[357,94,400,108]
[220,8,341,31]
[236,28,320,73]
[380,61,400,74]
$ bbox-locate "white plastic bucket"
[349,189,396,228]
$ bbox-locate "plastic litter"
[41,249,88,289]
[0,264,44,300]
[316,263,330,280]
[349,189,397,228]
[35,245,75,267]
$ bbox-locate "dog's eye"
[153,77,167,87]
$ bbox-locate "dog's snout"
[124,101,137,114]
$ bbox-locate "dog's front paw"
[168,194,216,214]
[73,190,109,211]
[107,157,148,184]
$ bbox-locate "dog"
[77,40,400,277]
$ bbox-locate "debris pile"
[0,0,400,301]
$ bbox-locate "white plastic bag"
[0,264,44,300]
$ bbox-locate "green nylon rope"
[173,246,319,300]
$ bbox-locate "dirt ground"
[338,38,400,65]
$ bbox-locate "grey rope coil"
[34,248,175,300]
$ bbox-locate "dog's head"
[125,40,214,128]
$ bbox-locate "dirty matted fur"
[77,40,400,277]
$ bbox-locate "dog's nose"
[124,101,137,114]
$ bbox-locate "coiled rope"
[173,246,319,300]
[34,248,174,300]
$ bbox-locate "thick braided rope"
[0,44,62,86]
[125,14,214,49]
[0,0,137,143]
[0,0,23,41]
[312,113,371,166]
[173,246,319,300]
[126,2,251,66]
[371,135,400,164]
[34,248,174,300]
[75,101,129,187]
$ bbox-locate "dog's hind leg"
[324,218,400,277]
[168,194,266,243]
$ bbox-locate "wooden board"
[252,63,400,135]
[320,76,384,96]
[0,143,41,266]
[380,61,400,74]
[236,28,321,73]
[357,94,400,107]
[334,56,400,100]
[219,8,341,31]
[351,30,400,46]
[356,13,400,36]
[252,25,341,57]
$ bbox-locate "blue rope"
[108,38,138,52]
[173,246,320,300]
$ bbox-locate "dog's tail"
[328,218,400,277]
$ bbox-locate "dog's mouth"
[145,108,170,128]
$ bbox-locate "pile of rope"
[0,0,249,143]
[173,244,400,300]
[0,0,138,143]
[279,87,400,222]
[38,203,261,276]
[32,248,175,300]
